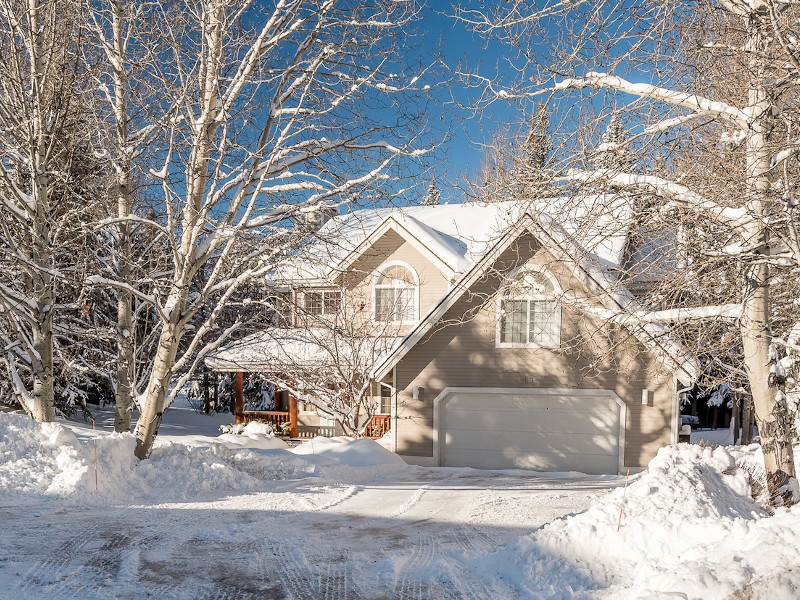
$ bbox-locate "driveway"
[5,467,622,599]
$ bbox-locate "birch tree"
[85,0,163,432]
[85,0,429,459]
[0,0,87,421]
[459,0,800,504]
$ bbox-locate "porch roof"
[205,328,402,373]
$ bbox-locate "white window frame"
[496,266,562,348]
[303,289,342,316]
[372,260,419,324]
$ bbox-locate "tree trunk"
[134,320,180,459]
[733,392,741,445]
[741,13,796,504]
[111,0,135,434]
[26,0,55,423]
[30,319,55,422]
[115,287,134,432]
[742,395,754,445]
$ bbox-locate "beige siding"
[340,229,450,334]
[394,232,676,469]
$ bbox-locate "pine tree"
[423,177,442,206]
[520,102,551,195]
[594,111,628,172]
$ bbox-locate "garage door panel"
[444,429,619,456]
[444,446,618,473]
[447,393,614,412]
[444,410,618,436]
[440,389,622,475]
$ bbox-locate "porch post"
[235,371,244,424]
[289,393,298,438]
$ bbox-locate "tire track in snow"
[15,506,206,600]
[388,484,428,518]
[15,507,131,599]
[310,484,361,511]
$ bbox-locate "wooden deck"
[241,410,390,439]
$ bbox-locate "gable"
[340,228,450,315]
[372,215,697,384]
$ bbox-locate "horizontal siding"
[342,229,450,335]
[395,232,675,467]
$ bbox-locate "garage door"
[438,389,624,474]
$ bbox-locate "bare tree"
[0,0,88,421]
[240,296,400,438]
[83,0,430,459]
[458,0,800,504]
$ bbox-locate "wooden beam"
[289,393,298,438]
[234,371,244,424]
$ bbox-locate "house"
[206,198,697,474]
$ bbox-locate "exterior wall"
[393,232,676,469]
[339,228,451,335]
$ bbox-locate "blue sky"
[414,3,524,203]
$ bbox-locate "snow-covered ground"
[1,406,799,599]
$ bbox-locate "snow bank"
[484,444,800,599]
[0,412,89,498]
[0,413,412,505]
[291,436,407,467]
[216,420,289,450]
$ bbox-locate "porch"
[234,372,391,440]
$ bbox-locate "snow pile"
[0,412,89,498]
[0,413,410,504]
[487,444,800,599]
[291,436,407,467]
[217,420,288,450]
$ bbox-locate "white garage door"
[438,389,623,474]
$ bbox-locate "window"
[379,384,392,415]
[304,290,341,316]
[374,262,418,323]
[498,269,561,347]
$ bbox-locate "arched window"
[497,268,561,347]
[374,262,418,323]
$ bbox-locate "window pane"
[304,292,322,315]
[378,265,414,285]
[323,291,341,314]
[396,287,414,321]
[530,300,558,344]
[501,300,527,343]
[375,289,392,321]
[380,385,391,414]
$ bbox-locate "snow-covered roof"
[205,328,402,372]
[274,196,634,284]
[212,195,696,381]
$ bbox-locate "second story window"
[374,262,418,323]
[497,268,561,347]
[304,290,341,316]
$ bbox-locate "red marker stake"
[617,468,630,532]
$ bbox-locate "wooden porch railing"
[365,414,390,439]
[242,410,291,432]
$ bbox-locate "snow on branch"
[569,296,742,326]
[642,113,707,135]
[561,169,755,229]
[94,215,169,236]
[553,72,749,127]
[84,276,159,312]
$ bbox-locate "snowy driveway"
[4,467,621,599]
